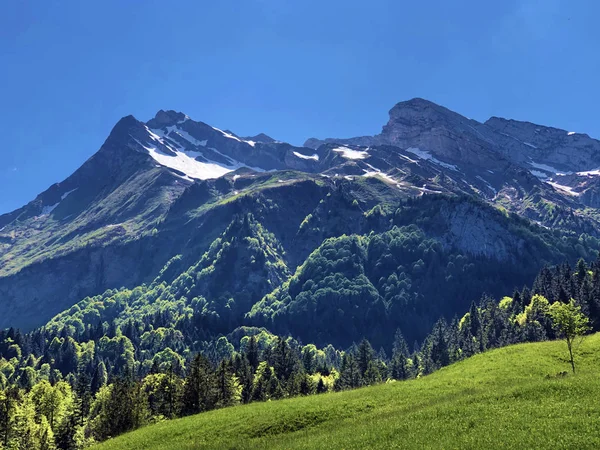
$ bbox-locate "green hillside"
[94,334,600,450]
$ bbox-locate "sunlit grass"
[94,333,600,449]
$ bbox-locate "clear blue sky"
[1,0,598,214]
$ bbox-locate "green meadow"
[94,333,600,449]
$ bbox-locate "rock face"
[305,98,600,174]
[484,117,600,172]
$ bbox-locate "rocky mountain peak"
[146,109,188,129]
[382,98,480,138]
[242,133,276,144]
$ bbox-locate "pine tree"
[356,339,375,377]
[430,320,450,369]
[215,360,238,408]
[96,374,149,440]
[468,302,483,352]
[181,354,217,415]
[316,377,328,394]
[75,371,91,426]
[54,412,78,450]
[392,329,409,358]
[236,356,254,404]
[272,337,299,383]
[299,374,316,395]
[0,386,20,448]
[391,353,410,380]
[302,348,314,374]
[91,362,108,394]
[335,353,362,391]
[245,335,260,372]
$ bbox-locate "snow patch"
[333,146,369,160]
[293,151,319,161]
[138,127,266,181]
[61,188,78,200]
[417,185,443,194]
[530,170,549,179]
[529,161,561,174]
[577,169,600,176]
[212,127,242,142]
[405,147,458,171]
[398,153,419,164]
[144,143,233,179]
[568,131,576,136]
[211,127,259,147]
[476,176,497,195]
[362,170,396,184]
[41,203,59,215]
[233,175,241,181]
[499,132,539,149]
[546,181,579,196]
[163,126,208,147]
[39,188,79,216]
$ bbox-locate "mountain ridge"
[2,98,600,333]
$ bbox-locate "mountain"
[1,98,600,335]
[3,98,600,449]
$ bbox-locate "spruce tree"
[245,335,260,372]
[181,354,217,415]
[91,361,108,394]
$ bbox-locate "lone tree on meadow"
[548,299,590,373]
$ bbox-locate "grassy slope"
[95,334,600,450]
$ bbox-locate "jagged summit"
[387,97,454,115]
[242,133,277,144]
[146,109,188,128]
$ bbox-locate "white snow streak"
[61,189,78,200]
[577,169,600,176]
[405,147,458,171]
[529,161,561,173]
[166,126,207,147]
[362,170,396,184]
[546,181,579,196]
[476,176,497,194]
[212,127,242,142]
[333,146,369,160]
[41,203,59,215]
[530,170,549,179]
[293,151,319,161]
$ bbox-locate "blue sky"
[1,0,598,214]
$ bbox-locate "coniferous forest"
[1,256,597,448]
